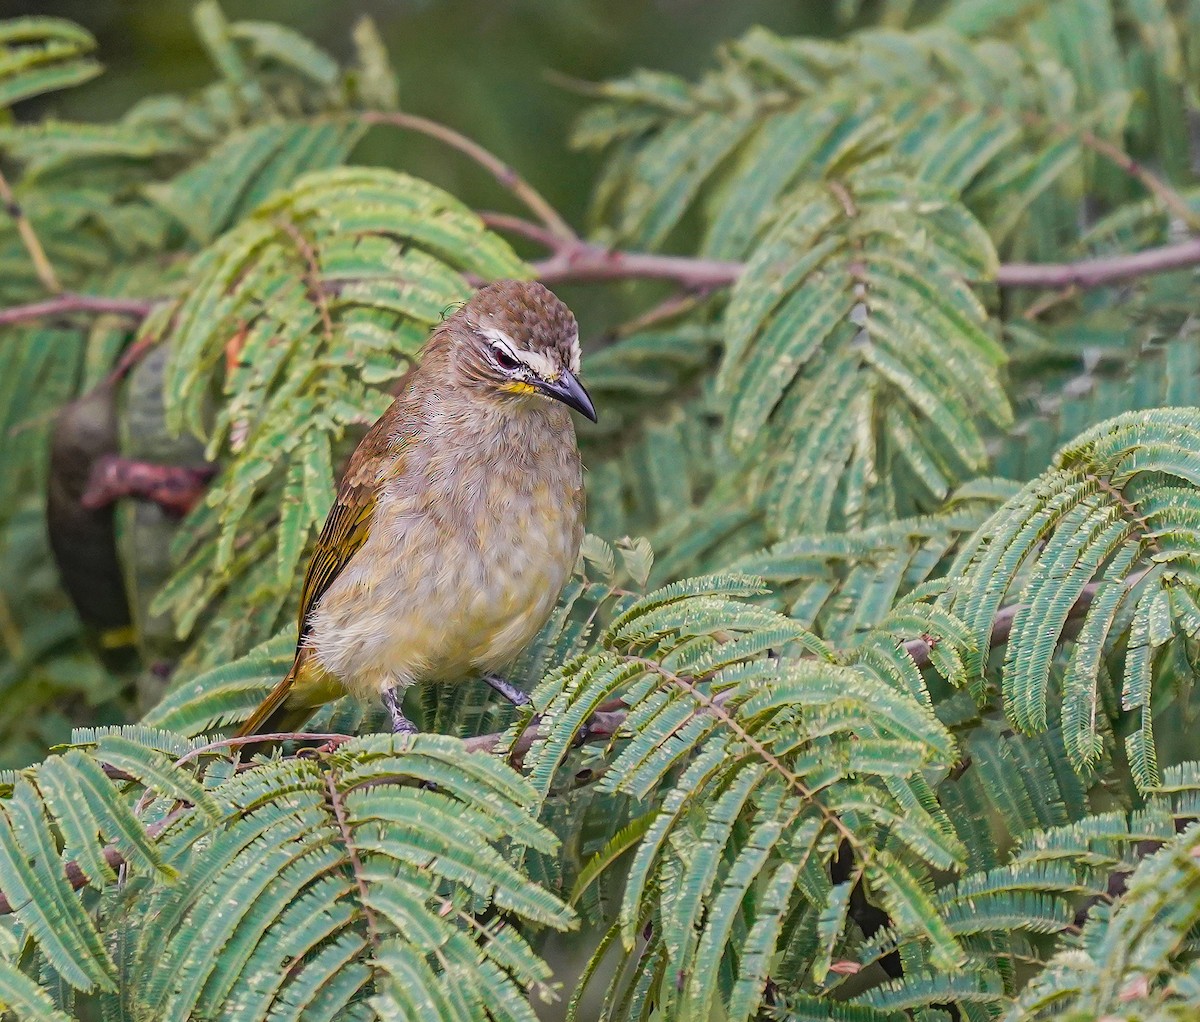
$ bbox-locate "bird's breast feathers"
[304,419,583,699]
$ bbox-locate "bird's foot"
[382,688,419,736]
[482,673,531,707]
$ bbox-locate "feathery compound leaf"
[549,569,972,1016]
[102,733,572,1020]
[944,409,1200,786]
[35,750,170,883]
[6,2,1200,1019]
[0,957,72,1022]
[144,120,366,244]
[718,171,1007,533]
[142,631,295,735]
[1012,823,1200,1020]
[0,18,101,110]
[0,780,116,991]
[581,21,1096,263]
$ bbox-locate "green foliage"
[943,409,1200,787]
[0,728,570,1021]
[3,0,1200,1019]
[0,0,408,748]
[1010,794,1200,1021]
[525,567,972,1018]
[0,18,100,112]
[721,171,1008,531]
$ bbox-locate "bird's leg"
[382,687,418,735]
[382,686,435,790]
[481,674,594,749]
[482,673,531,707]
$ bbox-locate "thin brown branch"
[996,238,1200,290]
[484,575,1127,766]
[1021,284,1079,321]
[360,111,578,243]
[631,654,860,845]
[533,243,744,288]
[517,226,1200,293]
[828,180,859,219]
[0,805,187,916]
[173,732,355,768]
[615,289,712,335]
[478,211,562,250]
[2,238,1200,336]
[1017,110,1200,232]
[278,219,334,342]
[104,329,166,387]
[0,293,156,328]
[1088,475,1162,557]
[898,575,1129,669]
[0,167,61,294]
[1078,128,1200,232]
[462,708,627,758]
[62,847,128,892]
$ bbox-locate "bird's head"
[437,280,597,422]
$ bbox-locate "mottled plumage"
[237,280,593,739]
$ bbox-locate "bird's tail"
[236,650,333,753]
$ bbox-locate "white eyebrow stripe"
[478,325,521,359]
[476,322,574,380]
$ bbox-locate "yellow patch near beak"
[502,381,538,395]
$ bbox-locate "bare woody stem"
[3,238,1200,334]
[468,576,1112,758]
[532,242,744,289]
[1014,110,1200,232]
[360,111,579,244]
[0,806,188,916]
[0,293,155,328]
[0,110,1196,334]
[531,232,1200,291]
[1079,127,1200,230]
[996,237,1200,289]
[324,771,383,949]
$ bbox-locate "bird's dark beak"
[536,369,597,422]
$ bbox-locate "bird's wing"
[294,414,398,648]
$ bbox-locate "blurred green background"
[13,1,842,232]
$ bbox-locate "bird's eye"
[492,346,522,372]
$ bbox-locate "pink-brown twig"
[0,293,155,328]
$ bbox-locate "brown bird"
[237,280,595,739]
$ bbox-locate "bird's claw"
[483,673,532,707]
